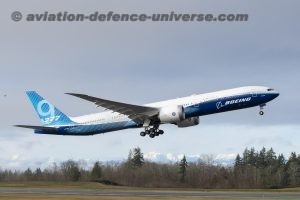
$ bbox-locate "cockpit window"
[267,88,274,91]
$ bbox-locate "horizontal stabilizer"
[15,125,61,135]
[14,125,58,131]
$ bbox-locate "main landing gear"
[140,125,164,138]
[259,104,266,115]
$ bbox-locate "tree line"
[0,147,300,189]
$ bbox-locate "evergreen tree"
[266,148,277,167]
[288,152,297,163]
[131,147,144,168]
[277,154,286,167]
[234,154,243,167]
[242,148,250,165]
[91,161,102,181]
[126,147,144,168]
[258,147,267,168]
[179,155,188,183]
[287,153,300,185]
[35,168,43,181]
[249,147,257,166]
[24,168,33,181]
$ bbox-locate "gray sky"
[0,0,299,169]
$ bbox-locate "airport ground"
[0,182,300,199]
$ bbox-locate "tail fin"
[26,91,75,126]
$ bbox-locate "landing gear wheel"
[140,132,146,136]
[259,104,266,116]
[143,125,163,138]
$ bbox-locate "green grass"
[0,181,299,193]
[0,194,298,200]
[0,181,112,189]
[0,195,299,200]
[0,182,299,200]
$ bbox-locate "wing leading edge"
[65,93,159,124]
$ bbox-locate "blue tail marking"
[26,91,75,126]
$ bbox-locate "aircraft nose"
[272,92,280,99]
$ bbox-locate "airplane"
[15,86,279,138]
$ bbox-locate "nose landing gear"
[259,104,266,115]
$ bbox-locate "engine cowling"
[177,116,200,128]
[159,105,185,124]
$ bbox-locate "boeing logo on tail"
[15,86,279,138]
[36,100,61,124]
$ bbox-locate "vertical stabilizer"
[26,91,74,126]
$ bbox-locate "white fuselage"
[70,86,278,126]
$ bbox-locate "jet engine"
[177,116,199,127]
[159,105,185,124]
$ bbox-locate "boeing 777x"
[15,86,279,138]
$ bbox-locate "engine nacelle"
[159,105,185,124]
[177,117,200,128]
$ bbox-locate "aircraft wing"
[66,93,159,124]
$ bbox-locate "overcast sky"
[0,0,299,169]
